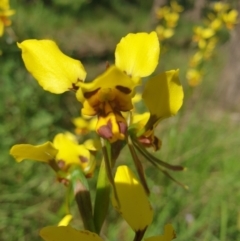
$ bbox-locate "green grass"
[1,1,240,240]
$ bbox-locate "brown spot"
[69,83,79,91]
[79,155,88,163]
[57,160,65,169]
[57,177,69,186]
[153,136,162,151]
[138,136,152,145]
[83,88,100,99]
[116,85,131,94]
[97,125,113,139]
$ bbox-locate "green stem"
[101,138,120,206]
[93,159,111,234]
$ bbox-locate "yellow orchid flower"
[156,25,175,41]
[170,1,184,13]
[164,11,179,28]
[186,68,203,87]
[203,37,218,60]
[19,32,160,143]
[192,26,215,49]
[193,26,215,41]
[75,32,160,142]
[10,132,96,176]
[156,6,170,20]
[222,9,238,30]
[209,18,223,31]
[189,51,203,67]
[212,2,229,13]
[0,0,15,37]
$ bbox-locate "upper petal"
[40,226,104,241]
[111,165,153,231]
[142,69,183,125]
[9,142,58,163]
[18,40,87,94]
[115,32,160,79]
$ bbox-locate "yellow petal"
[142,70,183,122]
[132,112,150,128]
[9,142,58,163]
[58,214,73,226]
[145,224,176,241]
[111,165,153,231]
[40,226,103,241]
[115,32,160,78]
[17,40,86,94]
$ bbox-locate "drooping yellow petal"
[58,214,73,226]
[9,142,58,163]
[111,165,153,231]
[142,70,183,123]
[145,224,176,241]
[115,32,160,79]
[40,226,104,241]
[17,40,86,94]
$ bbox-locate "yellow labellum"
[40,226,103,241]
[17,40,86,94]
[112,165,153,231]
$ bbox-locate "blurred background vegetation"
[1,0,240,240]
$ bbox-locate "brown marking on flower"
[83,88,100,99]
[116,85,131,94]
[57,160,65,169]
[70,83,79,91]
[79,155,88,163]
[97,125,113,139]
[118,121,127,135]
[57,177,69,186]
[153,136,162,151]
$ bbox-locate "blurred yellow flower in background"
[0,0,15,36]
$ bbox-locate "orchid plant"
[10,31,184,241]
